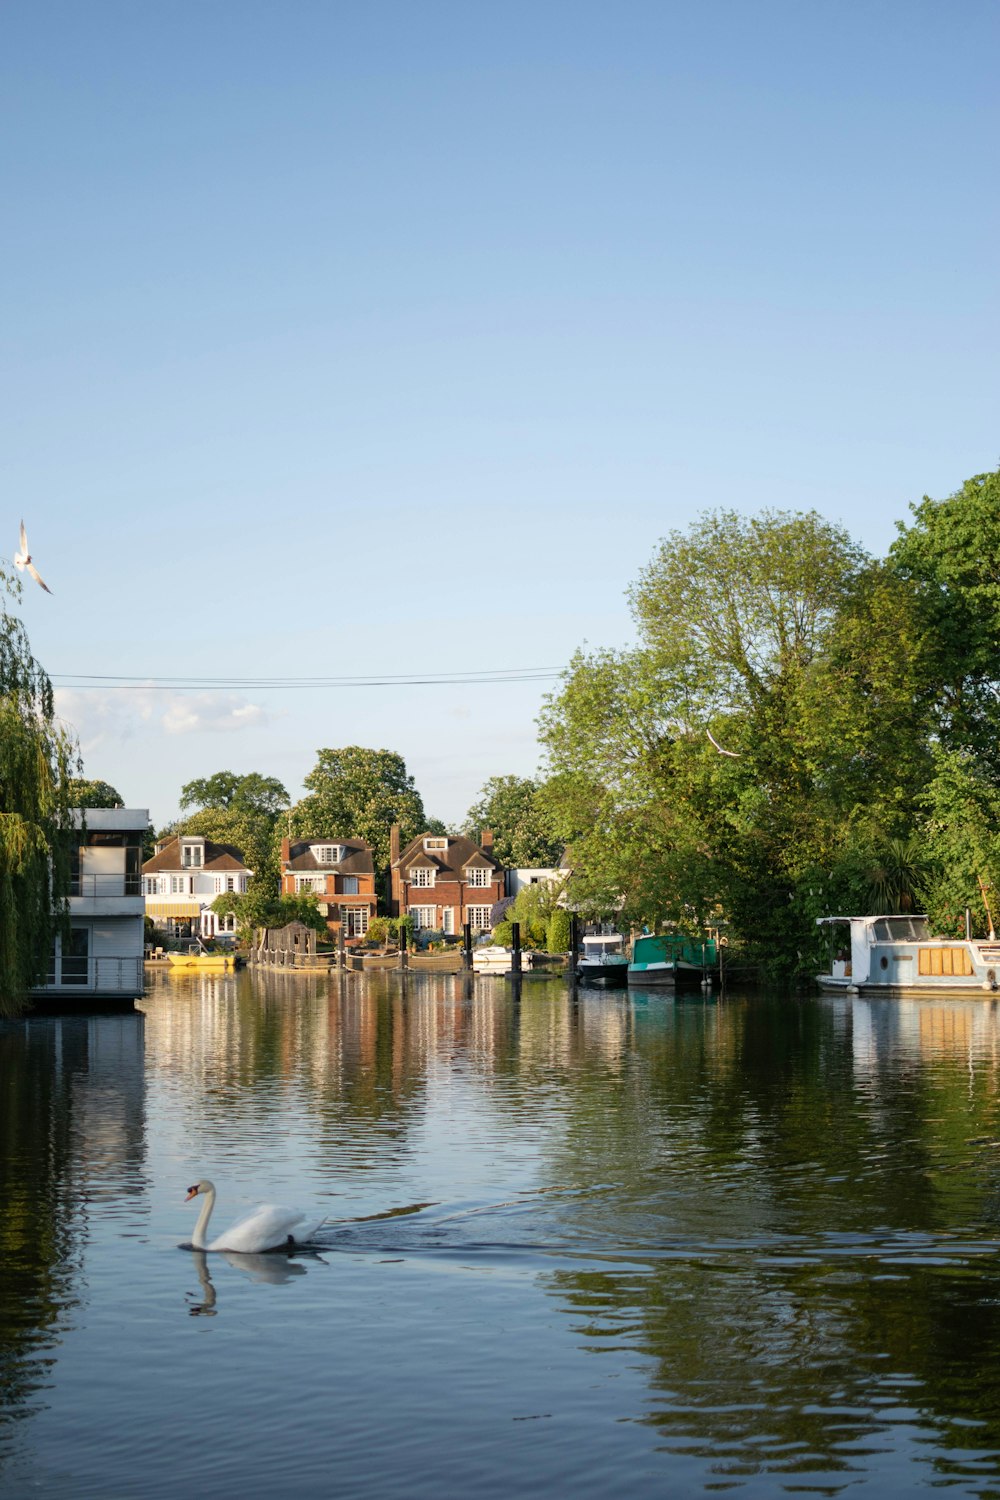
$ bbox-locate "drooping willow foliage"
[0,565,80,1015]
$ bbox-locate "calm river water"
[5,971,1000,1497]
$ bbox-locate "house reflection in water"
[0,1011,147,1430]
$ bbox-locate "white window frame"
[442,908,455,935]
[467,906,492,931]
[313,845,341,865]
[181,843,203,869]
[343,907,369,936]
[409,905,436,930]
[410,867,435,888]
[423,838,448,851]
[341,876,359,894]
[170,874,190,894]
[464,867,491,887]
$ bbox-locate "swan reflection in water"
[186,1248,311,1316]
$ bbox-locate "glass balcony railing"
[70,874,144,898]
[36,955,145,993]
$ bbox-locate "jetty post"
[511,921,522,976]
[398,922,409,972]
[568,914,580,982]
[462,921,473,971]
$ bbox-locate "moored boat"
[577,933,628,987]
[472,946,543,975]
[816,915,1000,996]
[627,933,718,989]
[167,943,239,971]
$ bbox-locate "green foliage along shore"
[0,568,79,1015]
[539,469,1000,981]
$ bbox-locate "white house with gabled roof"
[143,833,252,941]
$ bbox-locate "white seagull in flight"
[706,729,740,757]
[14,521,52,593]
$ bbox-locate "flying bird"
[14,521,52,593]
[707,729,740,757]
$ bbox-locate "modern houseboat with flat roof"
[816,914,1000,996]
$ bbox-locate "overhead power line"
[51,666,563,691]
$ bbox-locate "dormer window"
[313,845,342,865]
[464,866,492,887]
[411,867,435,888]
[181,841,203,869]
[424,837,448,851]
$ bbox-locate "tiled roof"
[142,836,250,874]
[395,833,499,878]
[284,838,375,875]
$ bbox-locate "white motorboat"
[576,933,628,987]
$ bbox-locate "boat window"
[872,917,930,942]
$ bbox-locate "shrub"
[547,909,572,952]
[365,916,391,946]
[390,915,415,944]
[492,920,513,946]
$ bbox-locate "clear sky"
[3,1,997,831]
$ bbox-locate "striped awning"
[146,901,202,918]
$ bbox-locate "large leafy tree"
[67,778,124,808]
[0,569,79,1014]
[292,746,425,873]
[179,770,288,819]
[463,774,562,868]
[175,769,290,899]
[541,509,931,975]
[890,468,1000,772]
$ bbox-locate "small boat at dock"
[627,933,718,989]
[577,933,628,987]
[167,942,239,971]
[816,915,1000,996]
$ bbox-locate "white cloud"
[55,686,269,746]
[162,694,269,735]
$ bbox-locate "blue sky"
[3,1,997,830]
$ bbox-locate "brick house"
[280,837,378,941]
[389,825,504,938]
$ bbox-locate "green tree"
[463,774,562,867]
[0,569,79,1014]
[890,468,1000,772]
[213,888,327,943]
[67,778,123,808]
[177,769,290,899]
[179,770,288,818]
[918,749,1000,938]
[540,509,927,976]
[292,746,425,873]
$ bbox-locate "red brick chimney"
[480,828,493,852]
[280,837,290,865]
[390,823,401,864]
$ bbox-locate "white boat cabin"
[817,915,1000,995]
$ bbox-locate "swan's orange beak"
[185,1185,199,1201]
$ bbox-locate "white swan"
[185,1179,326,1253]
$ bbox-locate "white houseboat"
[816,915,1000,996]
